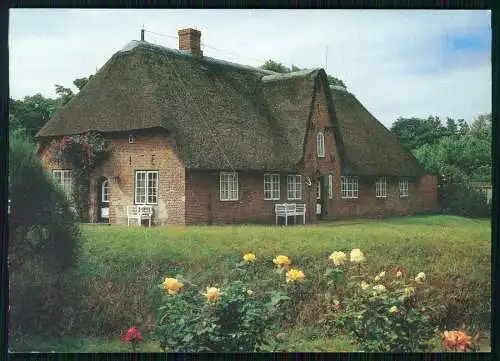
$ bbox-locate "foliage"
[8,94,61,139]
[321,252,437,351]
[49,132,111,221]
[390,115,455,150]
[9,74,94,139]
[437,165,490,217]
[8,131,82,341]
[153,261,286,352]
[260,59,347,88]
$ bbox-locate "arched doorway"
[98,177,110,223]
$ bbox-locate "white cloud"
[9,9,491,127]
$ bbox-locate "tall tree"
[390,116,447,150]
[469,113,491,140]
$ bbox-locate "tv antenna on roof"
[325,45,328,72]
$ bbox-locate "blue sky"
[9,9,491,128]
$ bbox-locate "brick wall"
[39,131,186,225]
[301,81,438,221]
[185,170,304,225]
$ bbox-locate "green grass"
[10,215,491,352]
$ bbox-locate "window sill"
[264,199,281,201]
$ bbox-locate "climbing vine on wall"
[50,132,111,221]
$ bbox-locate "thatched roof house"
[36,28,437,226]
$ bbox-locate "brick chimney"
[178,28,203,57]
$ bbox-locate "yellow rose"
[389,306,399,314]
[243,252,257,263]
[329,251,347,266]
[350,249,366,263]
[374,271,386,281]
[163,277,184,295]
[285,268,305,283]
[372,284,387,294]
[404,286,415,298]
[204,287,222,302]
[415,272,426,283]
[273,255,291,267]
[360,281,369,290]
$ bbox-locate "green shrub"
[8,132,82,340]
[153,258,286,352]
[438,165,490,217]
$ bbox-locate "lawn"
[10,215,491,352]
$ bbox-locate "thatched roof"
[36,40,423,176]
[329,87,425,177]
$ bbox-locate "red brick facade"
[39,83,438,226]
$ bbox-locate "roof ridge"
[261,68,321,82]
[118,40,276,76]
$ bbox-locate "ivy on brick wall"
[50,132,111,221]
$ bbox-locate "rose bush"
[49,131,111,221]
[153,253,287,352]
[148,249,481,352]
[321,248,438,352]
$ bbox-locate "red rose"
[121,326,142,344]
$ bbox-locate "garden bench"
[275,203,306,225]
[127,205,153,227]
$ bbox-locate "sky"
[9,9,491,128]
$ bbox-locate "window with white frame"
[375,177,387,198]
[135,171,158,204]
[316,182,321,200]
[220,172,238,201]
[264,174,280,200]
[341,176,359,199]
[399,179,409,198]
[52,170,72,198]
[102,180,110,203]
[328,174,333,199]
[287,175,302,200]
[317,132,325,158]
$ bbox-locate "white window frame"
[341,176,359,199]
[101,180,110,203]
[52,169,72,199]
[220,172,238,201]
[264,174,280,201]
[317,132,325,158]
[135,171,158,205]
[287,175,302,200]
[316,182,321,200]
[375,177,387,198]
[399,179,409,198]
[328,174,333,199]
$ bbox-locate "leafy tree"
[73,75,93,91]
[8,131,82,342]
[260,59,291,74]
[55,84,74,106]
[390,116,448,150]
[469,113,491,140]
[9,74,94,139]
[413,134,491,182]
[9,94,60,139]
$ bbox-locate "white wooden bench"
[275,203,306,225]
[127,205,153,227]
